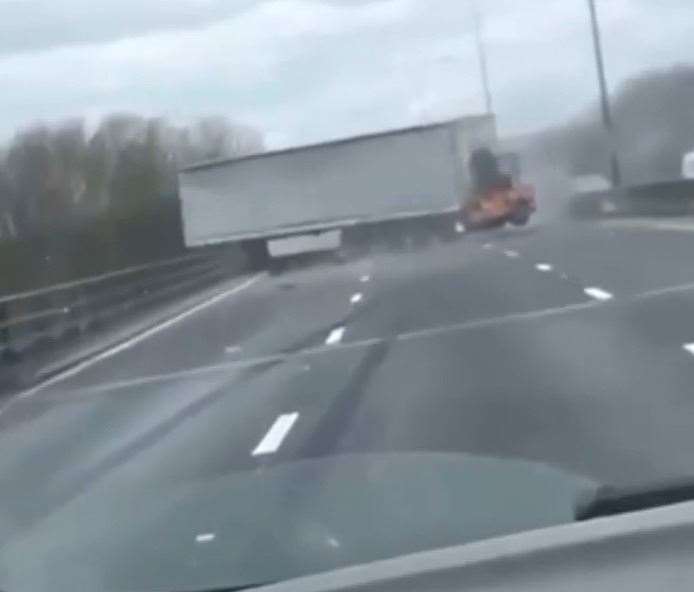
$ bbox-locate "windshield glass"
[2,1,694,591]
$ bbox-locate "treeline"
[0,114,263,238]
[525,64,694,186]
[0,114,263,294]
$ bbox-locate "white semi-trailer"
[178,115,496,266]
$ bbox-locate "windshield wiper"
[576,479,694,521]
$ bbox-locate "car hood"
[0,452,596,592]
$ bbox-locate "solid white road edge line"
[252,412,299,456]
[584,287,614,301]
[15,273,265,400]
[633,279,694,301]
[325,326,346,345]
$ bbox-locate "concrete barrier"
[569,179,694,219]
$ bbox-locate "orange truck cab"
[461,149,537,231]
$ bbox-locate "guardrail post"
[0,301,20,361]
[0,301,8,357]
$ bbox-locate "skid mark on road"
[293,341,390,459]
[34,247,674,401]
[50,336,387,398]
[6,360,275,529]
[49,299,608,398]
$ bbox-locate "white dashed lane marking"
[584,287,614,302]
[350,293,363,305]
[535,263,553,272]
[504,250,520,258]
[325,326,346,345]
[196,533,216,544]
[224,345,242,355]
[360,275,371,283]
[252,412,300,456]
[683,344,694,356]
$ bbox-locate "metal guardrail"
[569,179,694,219]
[0,250,238,360]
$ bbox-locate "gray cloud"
[0,0,255,56]
[1,0,693,147]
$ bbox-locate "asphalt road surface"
[6,218,694,550]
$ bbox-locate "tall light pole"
[587,0,622,187]
[473,5,493,115]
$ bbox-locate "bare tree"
[1,112,265,235]
[0,164,17,238]
[6,125,60,234]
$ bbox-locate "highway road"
[6,218,694,588]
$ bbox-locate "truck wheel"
[510,214,530,227]
[243,240,270,271]
[268,257,288,275]
[509,205,532,227]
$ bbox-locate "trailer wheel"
[242,240,270,271]
[268,257,288,275]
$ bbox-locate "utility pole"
[473,5,493,115]
[587,0,622,187]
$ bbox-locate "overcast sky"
[2,0,693,147]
